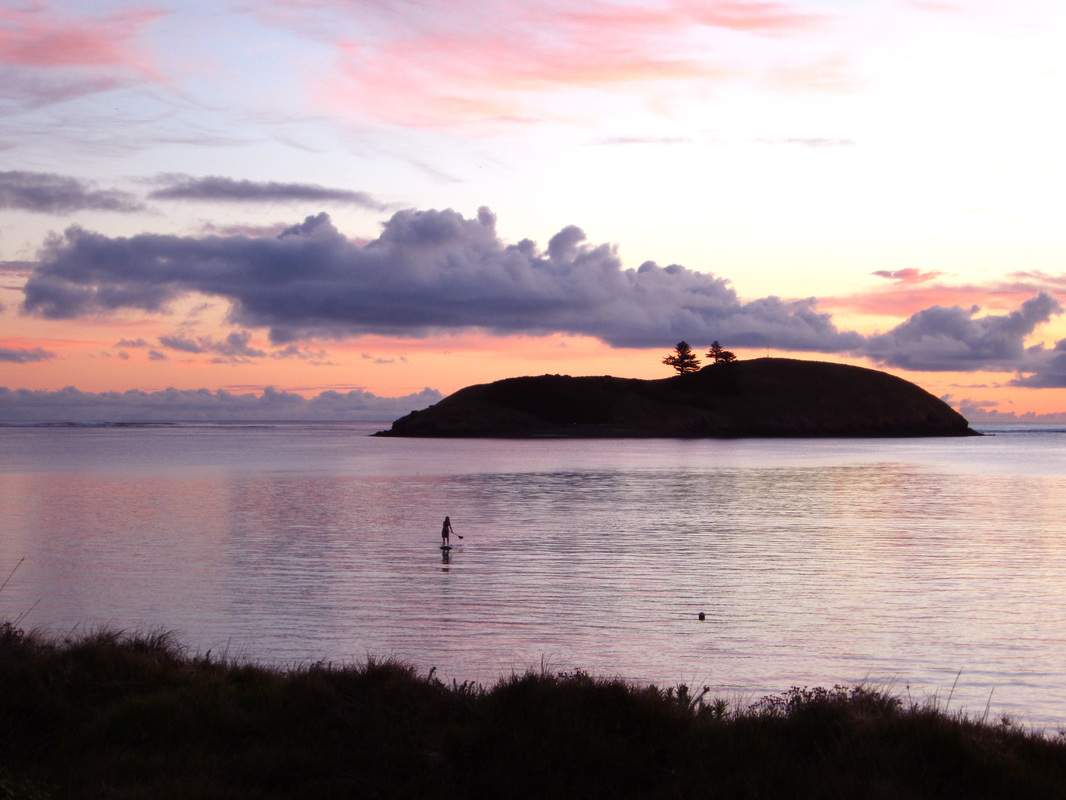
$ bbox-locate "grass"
[3,621,1066,799]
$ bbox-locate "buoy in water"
[698,612,705,621]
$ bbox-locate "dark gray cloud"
[1010,338,1066,388]
[0,385,443,422]
[862,293,1061,372]
[0,171,145,214]
[0,347,55,363]
[158,331,265,363]
[155,332,220,356]
[198,221,293,238]
[157,334,208,354]
[148,174,390,209]
[157,331,334,363]
[363,353,407,365]
[21,206,867,352]
[951,396,1066,424]
[18,205,1065,374]
[271,344,334,363]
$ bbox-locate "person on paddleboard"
[441,516,454,546]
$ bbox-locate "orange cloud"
[762,54,858,93]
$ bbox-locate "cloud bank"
[952,397,1066,425]
[0,171,390,215]
[0,385,442,423]
[863,293,1061,372]
[0,347,55,363]
[1011,339,1066,389]
[148,175,390,209]
[18,205,1064,378]
[22,206,865,352]
[0,171,145,213]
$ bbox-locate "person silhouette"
[441,516,454,547]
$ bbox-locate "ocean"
[2,421,1065,727]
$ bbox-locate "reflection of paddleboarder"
[441,516,453,546]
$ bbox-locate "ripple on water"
[3,423,1066,726]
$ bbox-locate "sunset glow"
[3,0,1066,421]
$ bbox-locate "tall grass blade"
[0,557,24,594]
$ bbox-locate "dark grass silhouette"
[3,622,1066,799]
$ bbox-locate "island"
[374,357,978,438]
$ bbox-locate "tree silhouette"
[707,341,737,365]
[663,341,701,374]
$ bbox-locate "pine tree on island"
[707,341,737,365]
[662,341,702,374]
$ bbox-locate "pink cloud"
[560,0,824,38]
[0,3,163,74]
[304,0,839,127]
[675,0,826,33]
[872,268,944,284]
[825,273,1066,319]
[325,32,716,127]
[904,0,966,13]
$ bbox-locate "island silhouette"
[375,357,977,438]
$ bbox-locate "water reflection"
[3,424,1066,725]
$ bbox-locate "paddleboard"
[440,545,453,551]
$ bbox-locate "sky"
[3,0,1066,422]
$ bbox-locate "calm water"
[2,421,1066,727]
